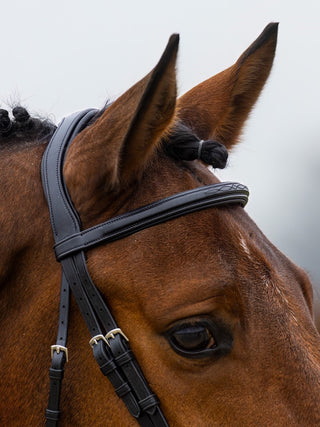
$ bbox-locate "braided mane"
[0,107,57,146]
[0,106,228,169]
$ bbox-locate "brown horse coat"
[1,23,319,426]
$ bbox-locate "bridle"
[41,109,249,426]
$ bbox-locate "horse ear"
[64,34,178,208]
[177,23,278,149]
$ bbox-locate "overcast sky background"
[1,1,319,287]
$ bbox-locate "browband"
[41,108,249,426]
[54,181,248,260]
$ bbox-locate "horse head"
[1,23,319,425]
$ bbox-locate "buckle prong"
[51,345,68,362]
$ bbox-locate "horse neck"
[0,143,55,288]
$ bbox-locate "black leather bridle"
[41,109,249,426]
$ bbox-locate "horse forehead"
[95,204,309,324]
[90,206,267,311]
[138,157,220,203]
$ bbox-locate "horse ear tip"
[240,22,278,63]
[264,22,279,39]
[168,33,180,48]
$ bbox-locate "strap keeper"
[115,382,131,398]
[45,408,60,421]
[100,359,117,376]
[139,394,159,415]
[49,367,64,380]
[115,350,133,366]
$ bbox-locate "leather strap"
[54,182,248,260]
[43,109,97,426]
[42,109,170,426]
[41,109,249,426]
[45,274,70,426]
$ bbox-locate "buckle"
[89,334,108,348]
[105,328,129,346]
[51,345,68,362]
[89,329,129,349]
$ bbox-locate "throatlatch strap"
[41,109,249,426]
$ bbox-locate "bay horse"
[1,23,320,426]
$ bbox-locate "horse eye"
[173,325,214,350]
[167,322,217,358]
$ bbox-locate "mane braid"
[0,106,57,147]
[0,104,227,171]
[0,102,112,150]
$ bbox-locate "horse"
[1,22,319,426]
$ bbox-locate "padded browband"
[54,182,249,260]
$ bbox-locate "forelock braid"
[164,121,228,169]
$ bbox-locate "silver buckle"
[51,345,68,362]
[89,334,108,348]
[89,329,129,349]
[105,328,129,347]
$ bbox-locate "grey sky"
[1,0,319,284]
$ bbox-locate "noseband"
[41,109,249,426]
